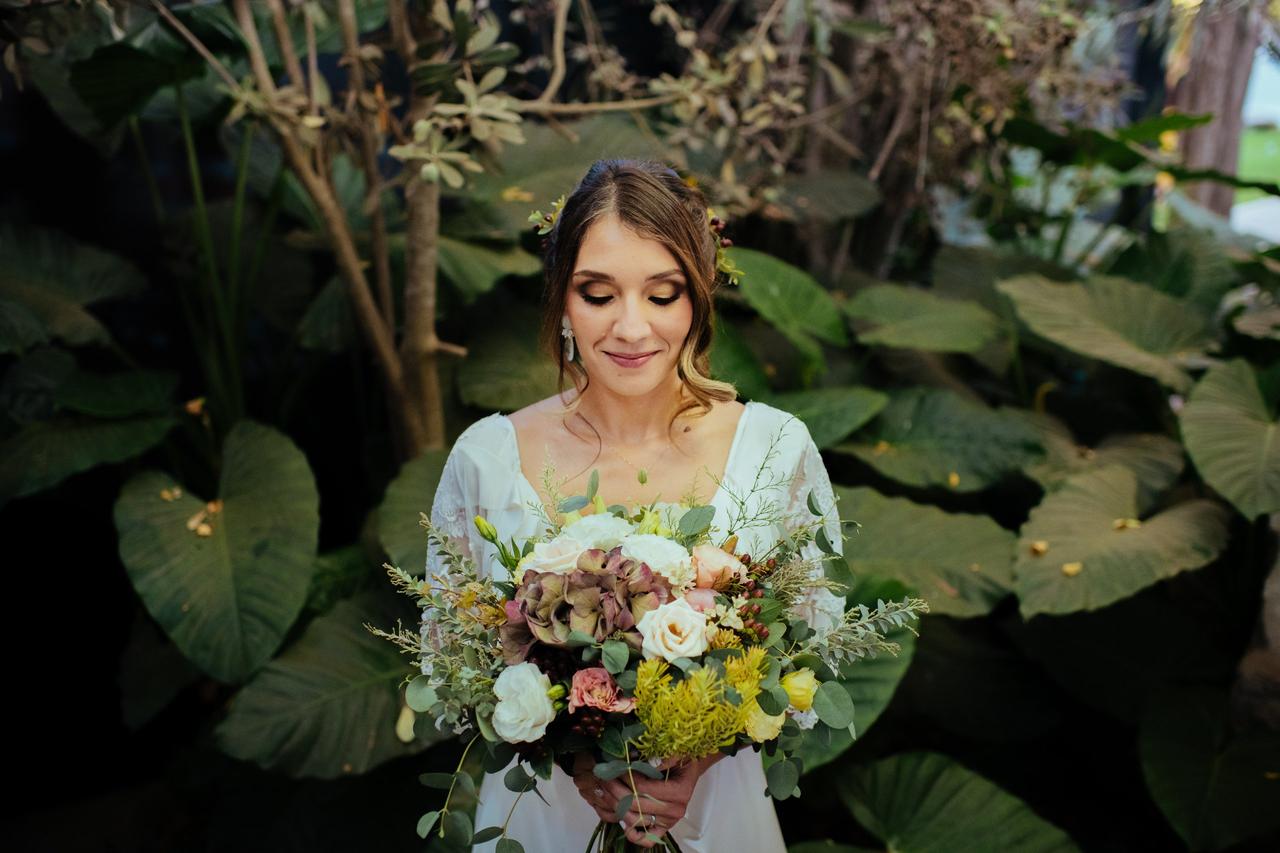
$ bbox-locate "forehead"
[574,214,681,276]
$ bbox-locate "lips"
[605,350,658,368]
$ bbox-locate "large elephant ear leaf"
[840,751,1080,853]
[843,284,1001,353]
[456,308,560,411]
[728,247,848,363]
[762,387,888,449]
[1013,466,1230,617]
[1012,410,1184,514]
[1179,359,1280,519]
[115,420,320,683]
[1140,687,1280,851]
[996,274,1211,392]
[833,387,1043,492]
[215,588,444,778]
[834,486,1015,617]
[377,448,450,574]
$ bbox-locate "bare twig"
[265,0,304,92]
[148,0,238,90]
[532,0,572,105]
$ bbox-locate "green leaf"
[833,387,1043,492]
[472,826,504,844]
[844,284,1001,353]
[677,505,715,535]
[214,589,441,777]
[812,681,856,729]
[731,247,848,364]
[504,765,537,792]
[840,752,1080,852]
[419,772,455,789]
[376,448,449,574]
[496,838,525,853]
[709,320,771,400]
[766,758,800,800]
[602,640,629,676]
[416,810,440,839]
[406,675,437,713]
[593,760,630,781]
[0,412,176,503]
[996,274,1211,392]
[760,387,888,449]
[0,222,147,349]
[456,306,561,411]
[438,235,541,303]
[54,367,178,418]
[1013,410,1184,514]
[1180,359,1280,518]
[442,810,473,846]
[757,685,790,716]
[115,420,319,683]
[1013,466,1231,617]
[834,486,1015,617]
[1140,688,1280,851]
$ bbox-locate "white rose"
[517,535,588,575]
[561,513,635,550]
[637,597,710,661]
[620,533,695,589]
[491,662,557,743]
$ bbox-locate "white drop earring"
[561,314,576,361]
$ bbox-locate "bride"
[422,158,844,852]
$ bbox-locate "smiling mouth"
[606,351,658,359]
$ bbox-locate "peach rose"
[683,588,718,613]
[568,667,636,714]
[692,544,744,590]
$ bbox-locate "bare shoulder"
[506,394,569,443]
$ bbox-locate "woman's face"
[565,212,694,397]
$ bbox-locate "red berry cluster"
[709,215,733,249]
[569,707,607,739]
[526,647,577,684]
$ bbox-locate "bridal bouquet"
[373,463,927,852]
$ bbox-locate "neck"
[566,372,691,447]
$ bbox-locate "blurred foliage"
[1,0,1279,851]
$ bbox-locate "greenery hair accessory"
[528,194,744,286]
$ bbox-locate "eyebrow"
[572,269,685,282]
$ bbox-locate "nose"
[612,293,653,341]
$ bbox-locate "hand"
[572,753,725,848]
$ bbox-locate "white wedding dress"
[420,400,846,853]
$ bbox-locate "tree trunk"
[1165,0,1265,217]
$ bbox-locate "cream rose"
[620,533,695,589]
[516,535,588,575]
[636,597,709,661]
[691,544,743,589]
[491,662,557,743]
[745,702,786,742]
[561,513,634,550]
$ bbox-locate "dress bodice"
[418,400,846,853]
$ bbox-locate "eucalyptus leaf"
[812,681,856,729]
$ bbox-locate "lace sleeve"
[782,423,847,636]
[419,443,484,674]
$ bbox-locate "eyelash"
[580,293,681,307]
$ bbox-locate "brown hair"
[537,158,738,451]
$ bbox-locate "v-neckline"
[501,401,754,513]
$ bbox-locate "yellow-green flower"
[744,702,786,742]
[781,668,818,712]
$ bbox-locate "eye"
[650,294,680,306]
[582,294,612,306]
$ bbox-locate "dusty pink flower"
[692,544,744,590]
[568,667,636,714]
[683,588,717,613]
